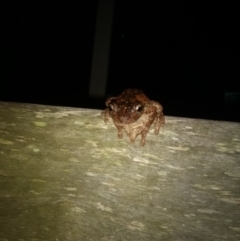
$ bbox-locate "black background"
[1,1,239,121]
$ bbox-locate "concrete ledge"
[0,102,240,241]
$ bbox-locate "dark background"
[1,1,239,122]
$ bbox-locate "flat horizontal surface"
[0,102,240,241]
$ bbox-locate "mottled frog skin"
[102,89,165,146]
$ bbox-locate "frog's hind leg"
[102,109,110,123]
[154,111,165,134]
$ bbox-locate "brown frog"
[102,89,165,146]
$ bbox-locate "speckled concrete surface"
[0,101,240,241]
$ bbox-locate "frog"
[102,89,165,146]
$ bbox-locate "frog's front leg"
[138,131,148,146]
[114,124,124,139]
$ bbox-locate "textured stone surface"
[0,101,240,241]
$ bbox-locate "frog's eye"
[135,104,143,112]
[109,103,118,112]
[109,104,114,111]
